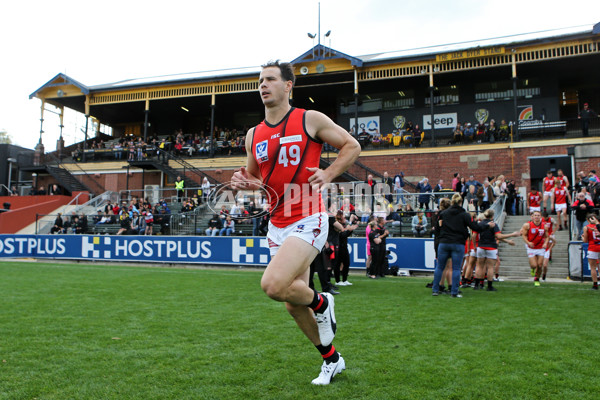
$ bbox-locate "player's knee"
[261,279,286,301]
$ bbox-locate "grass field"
[0,261,597,400]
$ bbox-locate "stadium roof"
[31,23,598,97]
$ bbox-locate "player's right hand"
[231,167,253,190]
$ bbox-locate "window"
[474,79,541,102]
[424,85,459,106]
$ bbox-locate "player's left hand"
[306,167,331,192]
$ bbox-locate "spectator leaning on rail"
[477,179,496,212]
[416,177,432,210]
[578,103,597,137]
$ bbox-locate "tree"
[0,129,12,144]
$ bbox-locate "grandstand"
[0,23,599,279]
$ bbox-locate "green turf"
[0,261,597,399]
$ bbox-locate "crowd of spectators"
[450,119,511,144]
[72,126,247,162]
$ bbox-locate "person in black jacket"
[432,193,491,297]
[368,217,389,278]
[335,211,359,286]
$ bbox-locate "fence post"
[35,214,39,234]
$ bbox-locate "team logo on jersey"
[293,224,305,233]
[256,140,269,163]
[531,228,537,234]
[312,228,321,238]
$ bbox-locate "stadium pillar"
[143,100,150,142]
[353,67,359,138]
[429,66,436,147]
[83,114,89,163]
[210,93,216,158]
[34,100,45,166]
[511,51,519,141]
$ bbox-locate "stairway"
[498,215,570,279]
[46,166,93,193]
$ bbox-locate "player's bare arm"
[304,110,361,191]
[521,223,533,247]
[231,127,263,190]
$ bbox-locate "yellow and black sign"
[436,46,505,62]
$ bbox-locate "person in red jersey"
[551,178,572,230]
[231,60,360,385]
[557,169,570,189]
[520,211,549,286]
[582,213,600,290]
[542,170,555,212]
[528,187,542,214]
[541,211,556,281]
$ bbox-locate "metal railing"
[35,191,119,234]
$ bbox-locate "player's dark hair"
[261,60,296,86]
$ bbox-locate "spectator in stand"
[486,119,497,142]
[571,191,595,239]
[50,213,64,234]
[49,184,61,195]
[578,103,597,137]
[175,176,185,202]
[465,185,478,212]
[144,209,154,235]
[477,179,495,211]
[206,214,221,236]
[458,177,467,199]
[451,123,463,144]
[505,179,517,216]
[411,210,428,237]
[219,215,235,236]
[37,186,47,195]
[130,211,143,234]
[393,172,405,205]
[381,171,393,203]
[574,171,590,193]
[451,173,460,192]
[417,177,432,210]
[365,174,375,211]
[475,121,486,143]
[498,119,510,141]
[201,177,211,202]
[340,197,355,220]
[465,175,482,192]
[117,212,131,235]
[413,124,424,146]
[219,205,229,220]
[464,123,475,142]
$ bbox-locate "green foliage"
[0,129,11,144]
[0,262,596,399]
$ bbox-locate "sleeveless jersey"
[528,192,541,207]
[553,187,567,204]
[586,224,600,252]
[251,107,324,227]
[526,221,546,249]
[543,217,554,235]
[543,177,555,192]
[558,176,567,188]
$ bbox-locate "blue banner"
[581,242,592,278]
[0,235,435,271]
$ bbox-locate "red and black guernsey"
[251,107,324,228]
[586,224,600,252]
